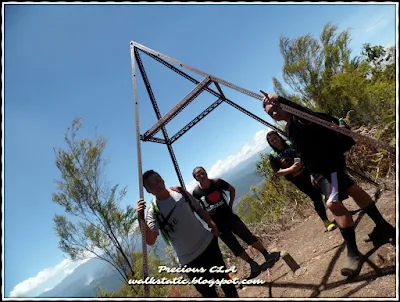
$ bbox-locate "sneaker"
[260,251,281,270]
[341,255,362,277]
[248,261,262,279]
[324,220,337,232]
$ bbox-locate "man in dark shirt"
[261,91,395,277]
[192,166,280,279]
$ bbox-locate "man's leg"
[313,174,338,231]
[218,225,262,279]
[195,237,239,298]
[203,236,239,297]
[346,181,395,245]
[230,214,280,269]
[295,175,336,231]
[185,240,219,298]
[323,172,362,277]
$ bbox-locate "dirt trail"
[232,182,397,298]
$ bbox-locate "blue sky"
[3,3,397,298]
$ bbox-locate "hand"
[210,221,219,237]
[291,162,302,172]
[136,199,146,220]
[310,175,319,188]
[260,90,279,106]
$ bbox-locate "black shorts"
[217,214,258,256]
[315,170,355,202]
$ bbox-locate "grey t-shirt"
[146,189,213,265]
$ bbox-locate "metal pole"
[130,42,149,297]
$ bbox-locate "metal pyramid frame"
[130,41,285,189]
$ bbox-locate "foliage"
[272,22,395,135]
[52,118,138,291]
[237,153,310,225]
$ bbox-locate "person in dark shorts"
[266,130,336,232]
[192,166,280,279]
[137,170,238,298]
[261,91,395,278]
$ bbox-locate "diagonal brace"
[143,77,212,138]
[169,98,224,144]
[140,135,167,144]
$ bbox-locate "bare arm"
[227,185,236,210]
[136,199,158,245]
[275,162,302,177]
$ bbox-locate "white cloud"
[186,128,270,193]
[365,15,386,33]
[9,255,93,298]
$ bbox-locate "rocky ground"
[233,180,397,298]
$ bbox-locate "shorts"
[315,170,355,203]
[217,214,258,256]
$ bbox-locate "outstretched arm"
[276,162,303,177]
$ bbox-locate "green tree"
[52,118,139,293]
[272,22,395,135]
[273,22,355,115]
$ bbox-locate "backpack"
[150,186,195,246]
[314,112,356,153]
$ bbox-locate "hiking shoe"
[341,255,362,277]
[324,220,337,232]
[248,261,262,279]
[260,251,281,271]
[364,225,396,247]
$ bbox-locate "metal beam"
[129,43,149,297]
[169,98,224,144]
[143,77,212,138]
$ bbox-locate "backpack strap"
[170,186,196,213]
[270,149,279,158]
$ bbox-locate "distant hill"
[37,147,270,298]
[38,257,121,298]
[220,147,270,210]
[38,241,168,298]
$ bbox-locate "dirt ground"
[232,181,397,298]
